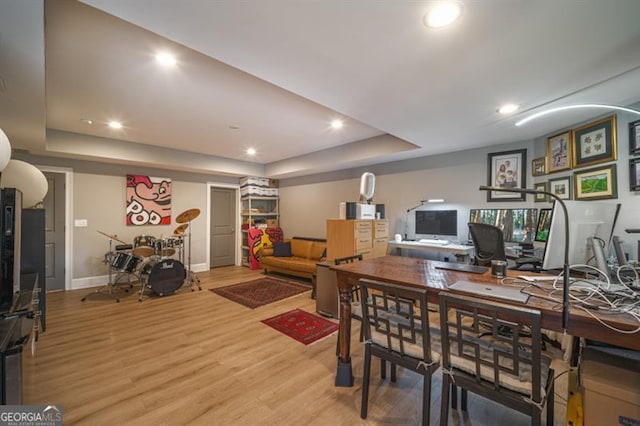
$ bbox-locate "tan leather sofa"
[259,237,327,280]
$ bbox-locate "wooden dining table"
[331,255,640,387]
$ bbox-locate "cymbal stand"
[81,236,121,303]
[178,236,185,263]
[184,219,201,291]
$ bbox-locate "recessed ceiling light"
[497,104,519,114]
[331,119,343,129]
[108,121,122,129]
[424,2,462,28]
[80,118,93,125]
[246,148,256,156]
[156,52,176,67]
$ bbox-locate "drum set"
[81,208,202,303]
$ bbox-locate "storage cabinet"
[326,219,388,261]
[240,196,279,267]
[372,220,389,256]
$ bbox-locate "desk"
[387,240,474,262]
[332,255,640,387]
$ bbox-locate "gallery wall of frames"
[529,113,640,201]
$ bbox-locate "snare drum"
[110,252,142,273]
[140,258,186,296]
[133,235,157,257]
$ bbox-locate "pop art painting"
[126,174,172,225]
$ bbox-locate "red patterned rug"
[209,277,310,309]
[261,309,339,345]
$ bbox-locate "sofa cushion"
[273,241,292,257]
[309,242,326,261]
[291,238,312,259]
[260,256,317,275]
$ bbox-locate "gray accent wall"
[279,108,640,261]
[278,140,535,243]
[72,173,208,278]
[14,153,236,280]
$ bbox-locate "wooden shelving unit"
[241,196,279,267]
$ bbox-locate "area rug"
[261,309,338,345]
[209,277,310,309]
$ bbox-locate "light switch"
[74,219,88,227]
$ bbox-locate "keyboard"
[433,261,488,274]
[419,239,450,245]
[449,280,530,303]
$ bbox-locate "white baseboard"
[71,274,110,290]
[191,262,208,272]
[71,262,210,290]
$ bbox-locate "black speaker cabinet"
[375,204,385,219]
[21,209,46,331]
[345,202,356,220]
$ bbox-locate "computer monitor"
[415,210,457,237]
[542,200,619,270]
[534,208,553,242]
[468,208,537,243]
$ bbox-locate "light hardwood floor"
[24,266,567,425]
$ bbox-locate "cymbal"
[176,208,200,224]
[173,224,188,235]
[97,230,126,244]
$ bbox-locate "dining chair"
[334,254,365,355]
[438,292,555,426]
[358,278,440,425]
[335,254,364,301]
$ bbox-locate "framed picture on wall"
[533,182,548,202]
[486,149,527,202]
[548,176,572,200]
[574,164,617,200]
[629,158,640,191]
[572,115,617,168]
[546,131,572,173]
[532,157,546,176]
[630,119,640,156]
[126,174,172,225]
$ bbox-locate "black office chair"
[467,222,507,267]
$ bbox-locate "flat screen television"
[415,210,457,237]
[534,208,553,242]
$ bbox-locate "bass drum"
[140,259,186,296]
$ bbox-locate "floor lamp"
[405,200,427,240]
[479,185,571,331]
